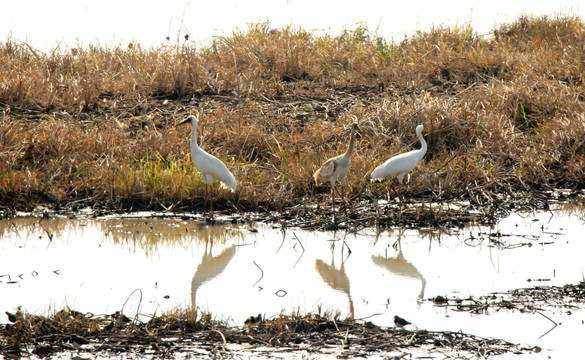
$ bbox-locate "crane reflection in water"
[190,226,238,311]
[314,235,354,319]
[371,230,427,303]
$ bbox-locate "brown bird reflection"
[315,247,354,319]
[371,242,426,302]
[191,240,236,309]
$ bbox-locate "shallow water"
[1,206,584,358]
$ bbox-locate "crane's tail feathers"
[220,180,237,192]
[313,169,321,184]
[370,176,386,183]
[217,172,237,192]
[370,167,386,182]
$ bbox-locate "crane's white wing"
[192,148,237,191]
[370,150,421,181]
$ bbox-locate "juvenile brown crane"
[314,122,360,207]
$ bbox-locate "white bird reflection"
[315,243,354,319]
[371,240,426,302]
[190,237,236,310]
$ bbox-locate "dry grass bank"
[1,15,585,216]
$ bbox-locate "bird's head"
[351,122,363,137]
[415,124,424,134]
[177,115,198,127]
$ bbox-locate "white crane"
[370,124,427,201]
[314,122,360,207]
[177,115,236,218]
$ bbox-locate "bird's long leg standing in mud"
[392,179,403,204]
[336,184,349,215]
[328,186,338,223]
[203,184,209,219]
[208,184,214,219]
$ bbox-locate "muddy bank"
[1,187,581,230]
[2,282,583,359]
[0,308,526,359]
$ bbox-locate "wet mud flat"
[2,282,584,359]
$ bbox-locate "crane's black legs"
[209,185,214,219]
[202,184,208,219]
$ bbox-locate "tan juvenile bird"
[314,122,360,207]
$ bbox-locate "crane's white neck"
[416,126,427,158]
[343,125,357,158]
[190,118,201,150]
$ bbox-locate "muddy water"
[1,206,584,358]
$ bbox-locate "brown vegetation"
[1,15,585,219]
[1,307,522,357]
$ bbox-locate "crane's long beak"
[176,117,192,127]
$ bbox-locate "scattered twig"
[536,311,558,339]
[213,329,227,352]
[252,261,264,288]
[121,288,143,325]
[292,232,305,267]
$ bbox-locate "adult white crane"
[314,122,360,207]
[370,124,427,201]
[177,115,236,218]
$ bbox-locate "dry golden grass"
[1,15,585,214]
